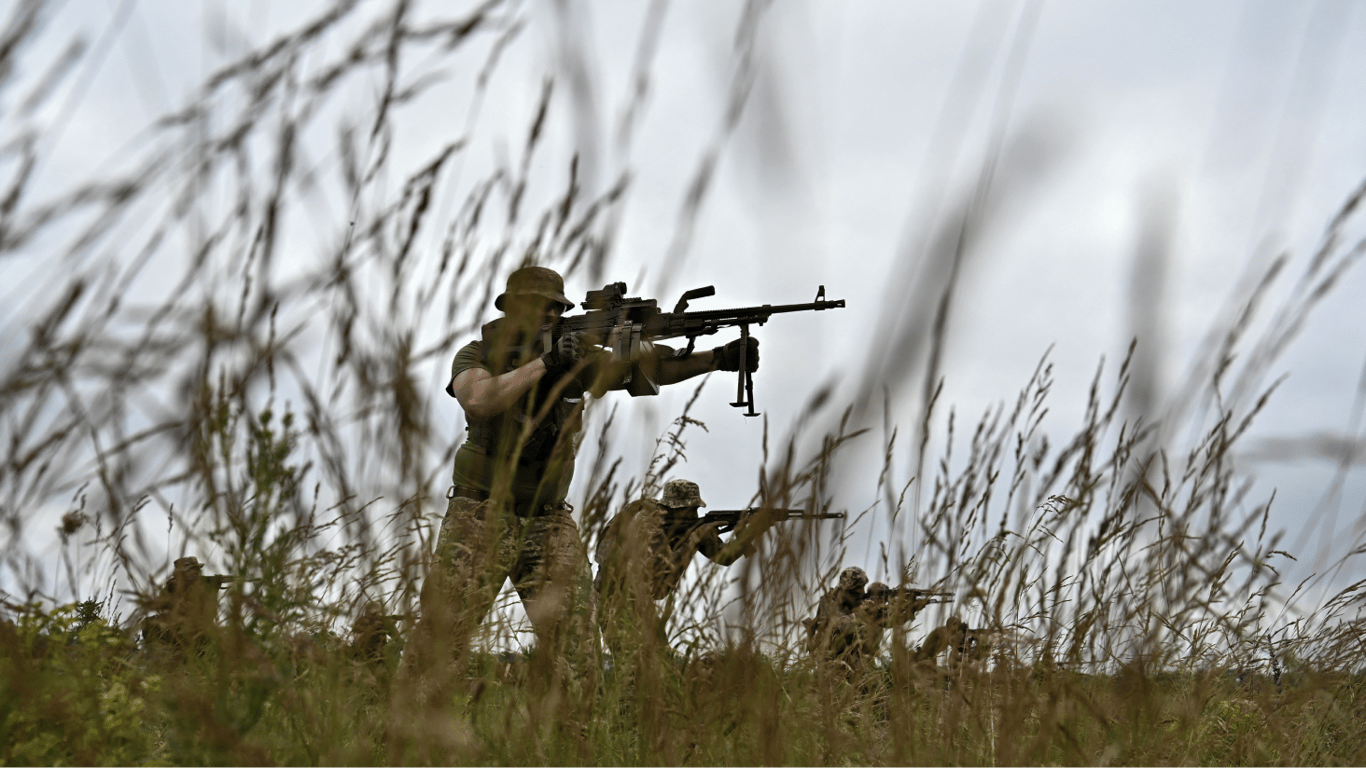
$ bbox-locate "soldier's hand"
[569,346,619,397]
[713,336,759,372]
[541,332,586,376]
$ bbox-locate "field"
[5,320,1366,765]
[4,1,1366,765]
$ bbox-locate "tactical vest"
[464,319,581,467]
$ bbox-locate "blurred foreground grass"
[4,1,1366,765]
[3,351,1365,766]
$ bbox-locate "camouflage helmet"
[659,479,706,509]
[838,567,868,593]
[494,266,574,312]
[173,556,202,571]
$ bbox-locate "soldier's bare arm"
[655,350,718,385]
[656,336,759,385]
[690,523,729,562]
[584,343,715,393]
[449,299,580,418]
[450,362,548,420]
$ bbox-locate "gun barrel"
[204,574,251,589]
[641,293,846,343]
[665,300,846,329]
[893,588,952,602]
[705,508,845,521]
[917,591,953,600]
[685,298,846,320]
[776,510,847,521]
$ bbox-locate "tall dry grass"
[2,0,1365,765]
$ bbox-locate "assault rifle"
[669,507,846,535]
[880,585,952,606]
[202,574,253,590]
[865,583,953,619]
[557,282,846,415]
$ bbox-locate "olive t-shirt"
[448,340,576,504]
[446,336,677,504]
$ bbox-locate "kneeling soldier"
[141,556,225,657]
[594,479,770,667]
[804,566,949,677]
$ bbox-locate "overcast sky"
[6,0,1366,636]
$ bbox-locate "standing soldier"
[402,266,759,711]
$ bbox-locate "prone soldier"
[803,566,950,676]
[914,618,1001,672]
[913,615,968,666]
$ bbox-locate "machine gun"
[864,583,953,625]
[558,282,845,415]
[668,507,846,536]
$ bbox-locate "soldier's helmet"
[173,557,202,572]
[659,479,707,509]
[865,581,892,601]
[838,567,869,593]
[166,557,205,595]
[494,266,574,312]
[354,602,388,637]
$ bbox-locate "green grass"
[4,1,1366,765]
[5,599,1366,765]
[2,365,1364,766]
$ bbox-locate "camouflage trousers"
[593,569,677,726]
[594,568,669,670]
[808,614,882,677]
[403,497,595,700]
[390,496,596,759]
